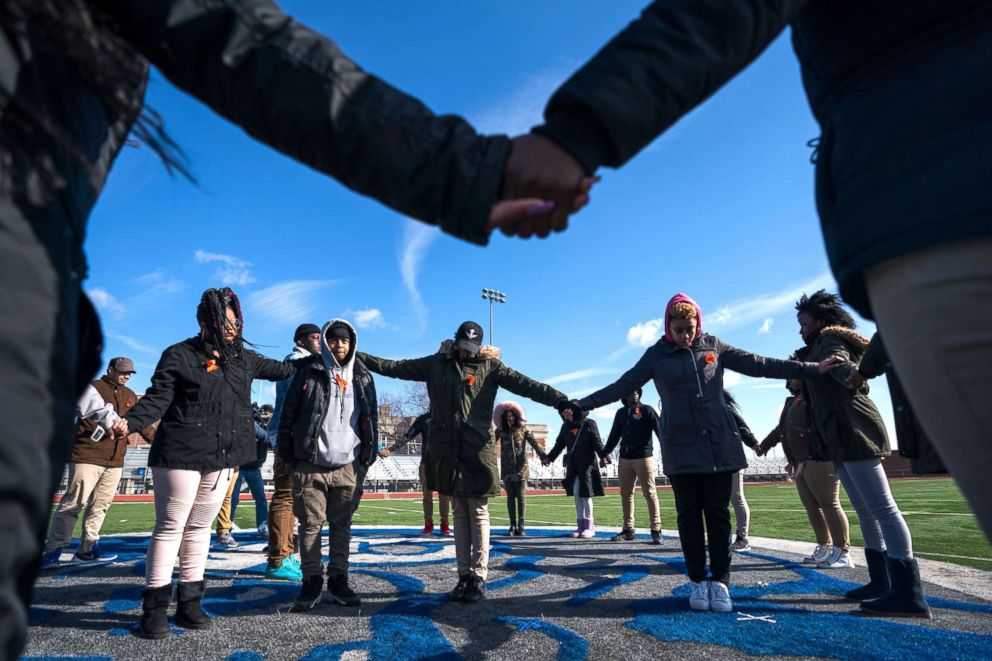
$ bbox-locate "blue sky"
[84,1,893,456]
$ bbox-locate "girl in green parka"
[796,290,930,619]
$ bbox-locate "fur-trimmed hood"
[818,325,870,352]
[493,400,527,428]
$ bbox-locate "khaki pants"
[267,456,295,566]
[214,467,240,535]
[795,460,850,549]
[451,496,490,581]
[293,462,356,577]
[45,463,123,553]
[420,463,449,522]
[618,457,661,532]
[866,237,992,541]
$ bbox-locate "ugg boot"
[579,517,596,538]
[860,557,932,618]
[571,519,583,538]
[175,580,212,629]
[844,548,890,601]
[137,584,173,639]
[420,519,434,537]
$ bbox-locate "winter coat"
[72,376,153,468]
[388,412,432,461]
[759,395,814,467]
[546,419,605,498]
[859,333,945,474]
[277,321,378,471]
[0,1,509,311]
[531,1,992,318]
[728,407,759,451]
[358,345,566,498]
[801,326,890,462]
[267,344,314,447]
[240,423,269,471]
[602,403,659,460]
[577,294,820,476]
[125,336,296,471]
[494,401,545,482]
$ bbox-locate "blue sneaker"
[41,547,63,570]
[73,542,118,563]
[264,557,303,581]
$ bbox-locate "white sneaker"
[709,581,733,613]
[803,544,830,565]
[689,580,710,611]
[817,546,855,569]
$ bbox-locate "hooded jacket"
[759,393,814,467]
[577,293,820,476]
[493,401,546,482]
[125,336,297,471]
[602,402,660,460]
[801,326,890,462]
[277,319,378,470]
[267,344,315,448]
[358,344,566,498]
[546,417,606,498]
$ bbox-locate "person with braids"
[0,4,593,653]
[113,288,301,639]
[560,293,840,614]
[796,290,930,618]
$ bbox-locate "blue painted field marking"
[226,652,265,661]
[102,586,141,613]
[202,578,298,616]
[561,564,650,608]
[488,555,546,591]
[495,616,588,661]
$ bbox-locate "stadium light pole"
[481,288,507,344]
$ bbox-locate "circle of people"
[50,285,932,641]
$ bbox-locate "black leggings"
[505,480,527,527]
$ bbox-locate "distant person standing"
[229,409,272,539]
[724,391,759,552]
[379,411,452,536]
[493,401,546,536]
[601,388,662,544]
[544,408,605,539]
[42,358,154,569]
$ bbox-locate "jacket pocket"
[178,401,220,423]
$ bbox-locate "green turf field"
[61,476,990,570]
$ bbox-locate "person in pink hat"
[493,401,547,536]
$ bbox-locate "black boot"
[175,580,212,629]
[517,520,526,537]
[860,556,932,618]
[137,584,173,639]
[845,548,890,601]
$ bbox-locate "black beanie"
[294,323,320,342]
[326,322,351,341]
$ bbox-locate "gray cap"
[110,357,136,373]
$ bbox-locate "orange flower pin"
[704,352,717,365]
[466,374,476,386]
[204,358,219,373]
[633,406,641,417]
[334,374,348,390]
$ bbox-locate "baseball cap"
[110,357,136,374]
[454,321,483,354]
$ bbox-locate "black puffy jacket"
[125,337,295,471]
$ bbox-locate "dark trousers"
[669,471,734,584]
[504,480,527,527]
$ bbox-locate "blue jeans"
[230,468,268,528]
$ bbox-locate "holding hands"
[112,418,129,438]
[847,369,867,390]
[378,448,392,458]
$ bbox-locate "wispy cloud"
[543,366,619,386]
[247,280,338,324]
[624,272,835,346]
[134,268,185,296]
[107,332,158,355]
[87,287,125,319]
[472,64,575,136]
[398,220,438,335]
[350,308,386,330]
[758,318,774,334]
[194,249,255,286]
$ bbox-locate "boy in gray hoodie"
[277,319,379,611]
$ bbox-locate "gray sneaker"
[213,532,240,550]
[731,535,751,552]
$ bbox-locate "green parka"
[801,326,890,462]
[358,346,566,497]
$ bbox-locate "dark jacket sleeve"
[758,397,790,454]
[545,426,570,463]
[276,369,306,467]
[730,409,758,449]
[524,430,547,460]
[251,353,297,382]
[587,420,605,457]
[719,338,820,380]
[494,363,568,409]
[576,347,656,411]
[358,353,434,381]
[125,345,181,430]
[646,405,661,442]
[858,332,888,379]
[533,0,808,173]
[97,0,509,245]
[601,408,625,456]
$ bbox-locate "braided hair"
[196,288,245,365]
[795,289,856,330]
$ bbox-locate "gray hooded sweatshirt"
[316,319,362,467]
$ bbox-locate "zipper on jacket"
[685,347,705,399]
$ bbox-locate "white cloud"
[398,220,438,335]
[471,64,575,136]
[247,280,338,323]
[723,371,742,388]
[134,268,185,296]
[194,249,255,286]
[87,287,125,318]
[543,366,619,386]
[107,332,157,355]
[706,272,835,331]
[758,318,774,334]
[626,318,664,347]
[351,308,385,330]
